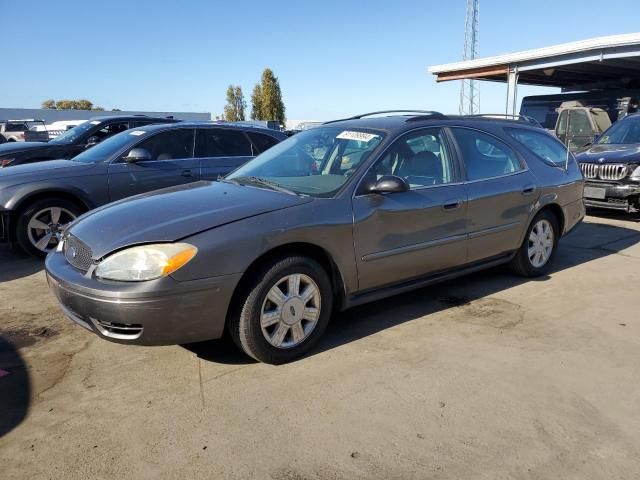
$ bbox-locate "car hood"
[575,144,640,164]
[0,159,95,183]
[68,180,313,259]
[0,141,52,156]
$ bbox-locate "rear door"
[107,128,199,201]
[450,127,539,263]
[352,127,468,291]
[196,128,254,180]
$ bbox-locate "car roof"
[322,112,544,135]
[133,121,286,136]
[87,115,178,122]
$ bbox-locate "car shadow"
[186,220,640,365]
[586,208,640,223]
[0,246,43,282]
[0,338,31,438]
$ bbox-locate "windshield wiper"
[230,176,299,196]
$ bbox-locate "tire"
[229,256,333,364]
[16,197,83,258]
[510,210,559,277]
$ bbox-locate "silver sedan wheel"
[527,219,554,268]
[260,273,321,349]
[26,206,76,253]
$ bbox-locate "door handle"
[442,199,464,211]
[521,184,537,195]
[181,169,193,177]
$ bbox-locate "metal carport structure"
[428,33,640,115]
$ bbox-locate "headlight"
[95,243,197,281]
[630,165,640,180]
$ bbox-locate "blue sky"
[2,0,639,120]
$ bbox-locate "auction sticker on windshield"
[129,131,145,136]
[90,121,101,125]
[337,131,379,142]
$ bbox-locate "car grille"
[579,163,628,181]
[63,234,94,272]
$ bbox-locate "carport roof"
[428,33,640,91]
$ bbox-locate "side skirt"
[342,252,516,310]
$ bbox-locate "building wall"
[0,108,211,123]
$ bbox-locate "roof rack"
[459,114,542,127]
[324,110,447,124]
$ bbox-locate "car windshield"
[226,126,385,197]
[72,130,139,163]
[49,120,94,144]
[597,117,640,144]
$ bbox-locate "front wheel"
[510,210,559,277]
[229,256,333,364]
[16,198,82,257]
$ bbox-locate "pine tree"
[250,68,286,123]
[250,84,263,120]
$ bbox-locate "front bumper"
[45,250,242,345]
[583,181,640,212]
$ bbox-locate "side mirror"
[85,136,100,148]
[124,148,152,163]
[369,175,409,194]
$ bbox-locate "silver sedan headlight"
[95,243,197,281]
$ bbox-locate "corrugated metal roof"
[429,33,640,74]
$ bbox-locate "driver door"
[352,127,468,291]
[107,128,200,201]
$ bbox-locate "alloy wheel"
[260,273,321,349]
[26,206,76,254]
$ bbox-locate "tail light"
[1,158,15,167]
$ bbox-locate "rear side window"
[195,128,252,157]
[6,122,26,132]
[130,129,195,160]
[247,131,280,154]
[451,128,523,181]
[506,128,569,167]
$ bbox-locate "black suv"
[576,114,640,212]
[0,122,286,256]
[0,115,178,168]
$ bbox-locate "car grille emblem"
[69,246,77,258]
[598,157,605,163]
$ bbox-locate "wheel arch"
[12,189,93,217]
[226,242,348,328]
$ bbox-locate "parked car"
[0,122,285,256]
[0,115,178,168]
[0,119,49,142]
[554,101,611,151]
[32,120,86,139]
[576,113,640,212]
[45,111,585,364]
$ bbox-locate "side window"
[246,131,280,154]
[195,128,252,158]
[372,128,454,188]
[451,128,523,181]
[556,110,568,135]
[506,128,569,167]
[568,110,594,135]
[128,129,194,161]
[94,122,130,140]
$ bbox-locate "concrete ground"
[1,212,640,479]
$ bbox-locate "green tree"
[258,68,285,124]
[250,84,263,120]
[40,99,107,110]
[223,85,246,121]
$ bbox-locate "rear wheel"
[510,210,559,277]
[229,256,333,364]
[16,198,82,257]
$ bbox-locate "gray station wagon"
[45,111,585,364]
